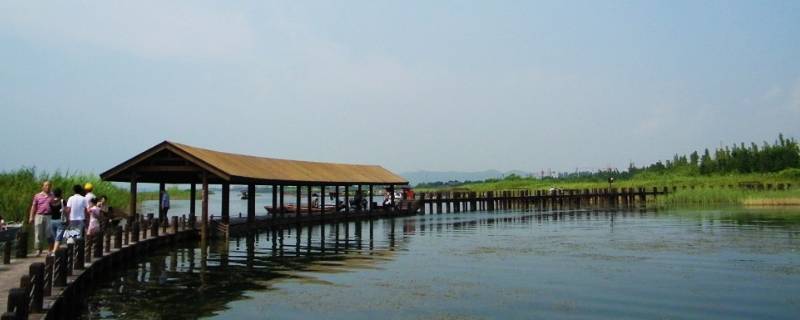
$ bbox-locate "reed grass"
[0,168,129,223]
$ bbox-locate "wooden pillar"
[357,185,363,212]
[368,185,374,212]
[129,175,138,219]
[221,183,230,223]
[334,186,340,214]
[271,184,277,218]
[307,185,313,216]
[390,185,395,210]
[247,184,256,223]
[344,185,350,215]
[201,173,209,240]
[320,185,326,218]
[296,185,301,220]
[279,185,285,219]
[158,182,166,222]
[189,183,196,223]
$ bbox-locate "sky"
[1,1,799,176]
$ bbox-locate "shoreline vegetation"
[0,169,209,223]
[417,135,800,208]
[2,135,798,222]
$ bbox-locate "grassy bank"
[0,168,129,223]
[137,187,209,202]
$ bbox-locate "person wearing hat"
[83,182,96,208]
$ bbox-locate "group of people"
[28,180,107,256]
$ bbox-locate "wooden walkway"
[0,251,50,314]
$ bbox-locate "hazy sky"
[1,1,799,176]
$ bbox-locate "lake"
[82,207,800,319]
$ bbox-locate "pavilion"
[100,141,409,238]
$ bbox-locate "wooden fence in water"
[415,182,793,214]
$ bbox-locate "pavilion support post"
[158,182,166,222]
[129,175,138,220]
[271,185,277,219]
[201,173,209,240]
[344,185,350,216]
[334,186,340,214]
[295,186,301,221]
[320,185,326,218]
[307,185,312,216]
[357,185,363,212]
[369,185,374,213]
[279,185,285,219]
[390,185,396,212]
[221,183,230,223]
[247,184,256,224]
[189,183,196,225]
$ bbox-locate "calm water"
[82,208,800,319]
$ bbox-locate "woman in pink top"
[87,197,102,236]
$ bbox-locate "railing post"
[19,275,30,318]
[151,218,159,237]
[104,229,112,253]
[66,242,74,275]
[43,256,53,297]
[84,235,92,265]
[74,238,85,270]
[7,288,27,319]
[123,224,130,246]
[93,232,104,259]
[3,241,10,264]
[132,221,140,242]
[142,218,149,239]
[171,216,178,234]
[15,230,27,259]
[114,226,123,249]
[53,248,67,287]
[29,262,44,312]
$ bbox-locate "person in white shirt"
[53,184,88,253]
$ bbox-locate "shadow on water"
[82,218,411,319]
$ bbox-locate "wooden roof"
[100,141,408,185]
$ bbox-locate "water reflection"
[83,218,410,319]
[83,208,800,320]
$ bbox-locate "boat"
[264,204,338,214]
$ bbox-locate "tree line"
[415,134,800,188]
[632,134,800,175]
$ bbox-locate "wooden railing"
[2,214,195,320]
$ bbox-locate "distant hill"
[400,170,531,185]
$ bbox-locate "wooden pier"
[416,187,669,214]
[6,141,744,320]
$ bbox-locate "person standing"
[160,190,170,221]
[49,188,66,249]
[65,185,88,240]
[83,183,96,208]
[28,180,53,255]
[87,197,102,237]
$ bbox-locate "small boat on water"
[264,204,338,214]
